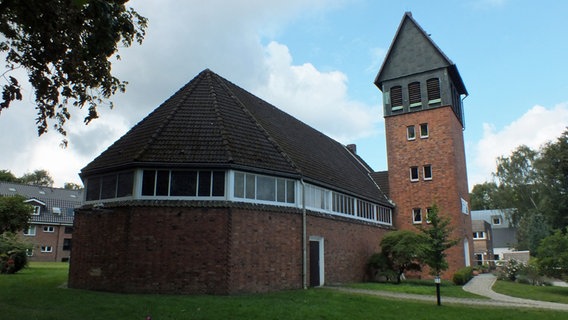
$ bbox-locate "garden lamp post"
[435,275,441,306]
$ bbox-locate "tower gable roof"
[375,12,467,95]
[81,69,390,205]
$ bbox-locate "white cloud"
[254,41,379,143]
[468,102,568,189]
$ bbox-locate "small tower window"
[427,78,441,103]
[410,167,419,181]
[408,82,421,107]
[420,123,429,138]
[413,208,422,224]
[390,86,403,111]
[407,125,416,140]
[423,165,432,180]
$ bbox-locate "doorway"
[309,236,324,287]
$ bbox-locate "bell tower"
[375,12,473,276]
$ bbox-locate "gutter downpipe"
[300,177,307,289]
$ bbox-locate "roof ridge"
[207,71,234,163]
[133,71,204,161]
[214,74,302,175]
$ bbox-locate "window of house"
[26,249,33,257]
[40,246,53,253]
[473,231,486,239]
[413,208,422,224]
[410,167,419,181]
[332,192,354,215]
[43,226,54,233]
[142,170,226,198]
[390,86,403,111]
[23,226,36,236]
[305,184,330,211]
[420,123,429,138]
[407,125,416,140]
[63,239,72,251]
[427,78,441,103]
[475,253,483,265]
[32,206,41,215]
[492,217,502,225]
[233,171,295,204]
[408,82,421,107]
[423,165,432,180]
[86,171,134,201]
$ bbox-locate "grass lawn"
[493,280,568,304]
[1,263,567,320]
[347,279,487,299]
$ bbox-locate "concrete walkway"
[328,273,568,311]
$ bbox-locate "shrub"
[0,233,31,274]
[452,266,474,285]
[497,259,525,281]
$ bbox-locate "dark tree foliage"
[376,230,426,283]
[0,169,18,182]
[19,169,54,187]
[64,182,83,190]
[416,205,458,277]
[0,194,33,234]
[0,0,147,145]
[537,228,568,279]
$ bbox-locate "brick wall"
[385,106,473,278]
[20,224,72,262]
[68,205,389,294]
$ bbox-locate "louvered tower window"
[390,86,403,110]
[408,82,421,107]
[426,78,441,102]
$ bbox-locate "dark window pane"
[407,126,415,139]
[86,177,101,201]
[156,170,170,196]
[410,167,419,181]
[198,171,212,196]
[234,172,244,198]
[245,174,255,199]
[424,165,432,179]
[100,174,117,199]
[142,170,156,196]
[286,180,295,203]
[117,171,134,197]
[170,171,197,196]
[257,176,275,201]
[276,179,285,202]
[63,238,72,251]
[212,171,225,196]
[420,123,429,137]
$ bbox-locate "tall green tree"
[0,195,33,234]
[0,0,147,145]
[536,229,568,279]
[19,170,54,187]
[377,230,426,283]
[470,181,500,210]
[416,205,458,277]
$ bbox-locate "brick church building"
[68,12,472,294]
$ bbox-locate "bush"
[452,266,474,285]
[496,259,525,281]
[0,233,31,274]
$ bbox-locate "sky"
[0,0,567,191]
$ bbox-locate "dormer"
[24,198,46,216]
[375,12,468,127]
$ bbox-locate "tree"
[536,229,568,279]
[0,170,18,182]
[0,195,33,234]
[19,170,54,187]
[377,230,426,283]
[416,205,458,277]
[469,181,500,210]
[0,0,147,145]
[64,182,83,190]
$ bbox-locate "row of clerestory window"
[390,78,440,111]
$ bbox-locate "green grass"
[1,263,567,320]
[347,279,487,299]
[493,280,568,304]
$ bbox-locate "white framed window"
[423,165,432,180]
[407,125,416,140]
[412,208,422,224]
[492,217,502,225]
[410,167,419,182]
[40,246,53,253]
[43,226,55,233]
[233,171,295,204]
[420,123,429,138]
[473,231,486,239]
[32,206,41,215]
[23,226,36,236]
[26,249,34,257]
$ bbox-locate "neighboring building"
[374,12,473,277]
[0,182,83,262]
[472,209,519,262]
[69,12,472,294]
[471,219,494,266]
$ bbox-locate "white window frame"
[43,226,55,233]
[40,246,53,253]
[473,231,486,239]
[412,208,422,224]
[420,123,429,138]
[410,167,419,182]
[492,217,502,225]
[24,226,36,236]
[407,125,416,140]
[32,205,41,215]
[423,165,432,180]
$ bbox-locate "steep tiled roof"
[82,69,390,205]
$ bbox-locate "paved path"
[328,274,568,311]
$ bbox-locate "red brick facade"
[385,106,473,278]
[68,205,388,294]
[21,224,72,262]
